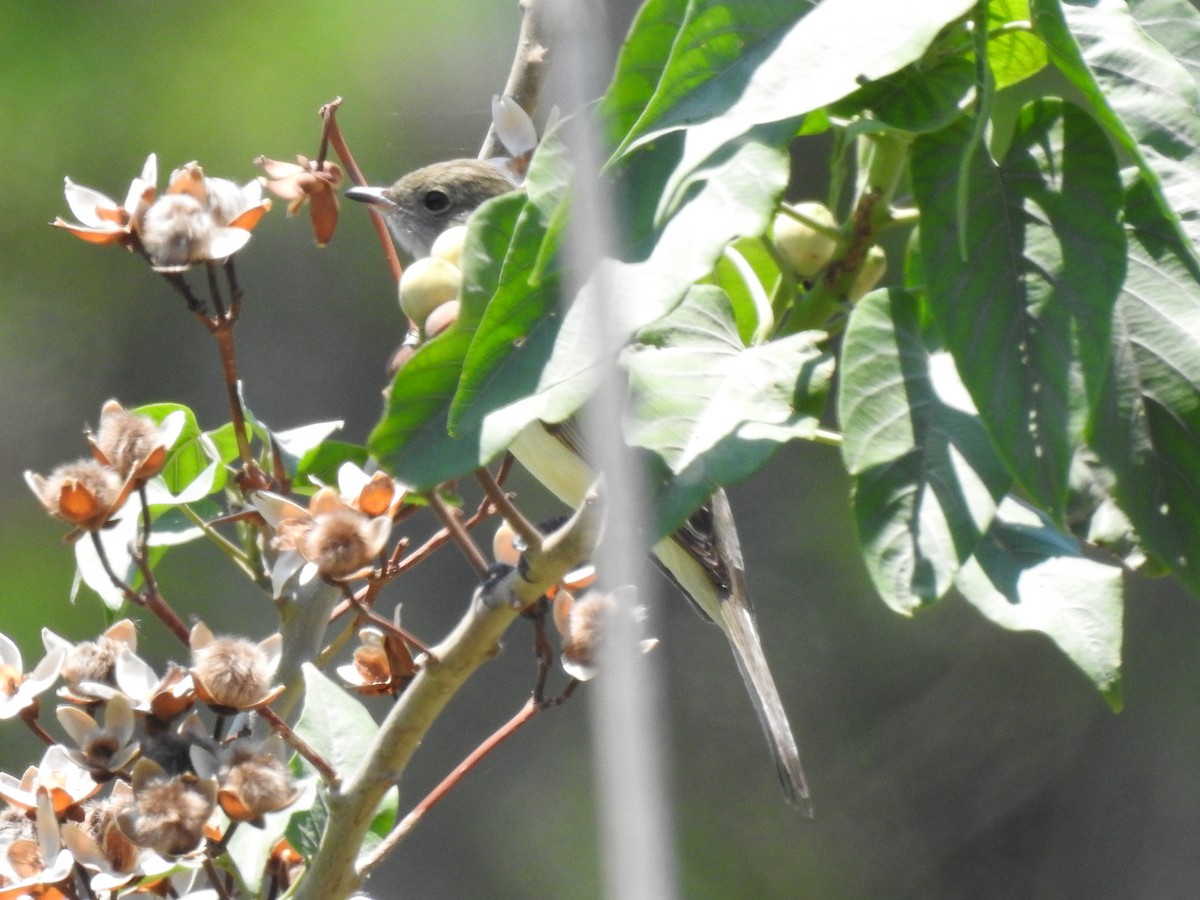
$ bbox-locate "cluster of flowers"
[0,619,300,897]
[53,155,271,273]
[25,400,183,540]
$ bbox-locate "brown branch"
[479,0,554,159]
[360,698,541,871]
[421,491,490,577]
[258,704,341,788]
[475,467,543,553]
[320,97,403,284]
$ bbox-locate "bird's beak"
[344,186,393,208]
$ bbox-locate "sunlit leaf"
[1033,0,1200,255]
[288,664,397,863]
[840,288,1011,613]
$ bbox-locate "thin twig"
[421,491,490,576]
[258,704,341,788]
[475,467,543,553]
[320,97,403,284]
[358,697,542,874]
[203,857,234,900]
[19,703,56,746]
[340,584,432,657]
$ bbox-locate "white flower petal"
[0,631,22,669]
[64,178,119,228]
[492,95,538,157]
[206,225,252,260]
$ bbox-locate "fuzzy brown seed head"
[191,637,271,709]
[91,401,167,481]
[301,508,386,580]
[118,772,214,856]
[218,742,297,820]
[27,459,125,531]
[61,635,124,690]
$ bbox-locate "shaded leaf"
[840,288,1011,613]
[955,497,1123,708]
[1087,179,1200,595]
[616,0,976,188]
[912,101,1125,520]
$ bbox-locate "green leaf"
[599,0,692,146]
[987,0,1049,90]
[628,287,832,537]
[707,236,792,345]
[954,496,1123,708]
[839,288,1011,613]
[368,193,529,488]
[1127,0,1200,89]
[832,56,976,134]
[615,0,976,185]
[1033,0,1200,255]
[134,402,224,497]
[912,101,1125,521]
[609,0,816,156]
[623,285,830,475]
[272,420,344,475]
[288,664,397,864]
[449,199,558,433]
[506,129,792,443]
[1087,179,1200,595]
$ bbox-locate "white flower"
[0,633,65,719]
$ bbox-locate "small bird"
[345,159,520,259]
[347,159,811,810]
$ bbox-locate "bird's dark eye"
[423,190,450,213]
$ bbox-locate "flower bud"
[430,224,468,268]
[848,245,887,301]
[424,300,460,338]
[772,202,838,278]
[398,257,461,325]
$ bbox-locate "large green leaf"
[615,0,976,186]
[1087,180,1200,595]
[912,101,1125,521]
[489,130,791,447]
[1127,0,1200,89]
[954,497,1124,708]
[622,285,832,535]
[988,0,1049,90]
[840,288,1011,613]
[831,56,976,134]
[600,0,692,146]
[1033,0,1200,256]
[287,664,397,864]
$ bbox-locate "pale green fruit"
[773,202,838,278]
[398,257,461,324]
[423,299,461,338]
[848,246,887,301]
[430,225,469,268]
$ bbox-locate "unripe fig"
[430,225,468,268]
[423,300,460,338]
[398,257,461,324]
[772,202,838,278]
[848,246,887,301]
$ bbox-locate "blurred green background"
[4,3,1200,898]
